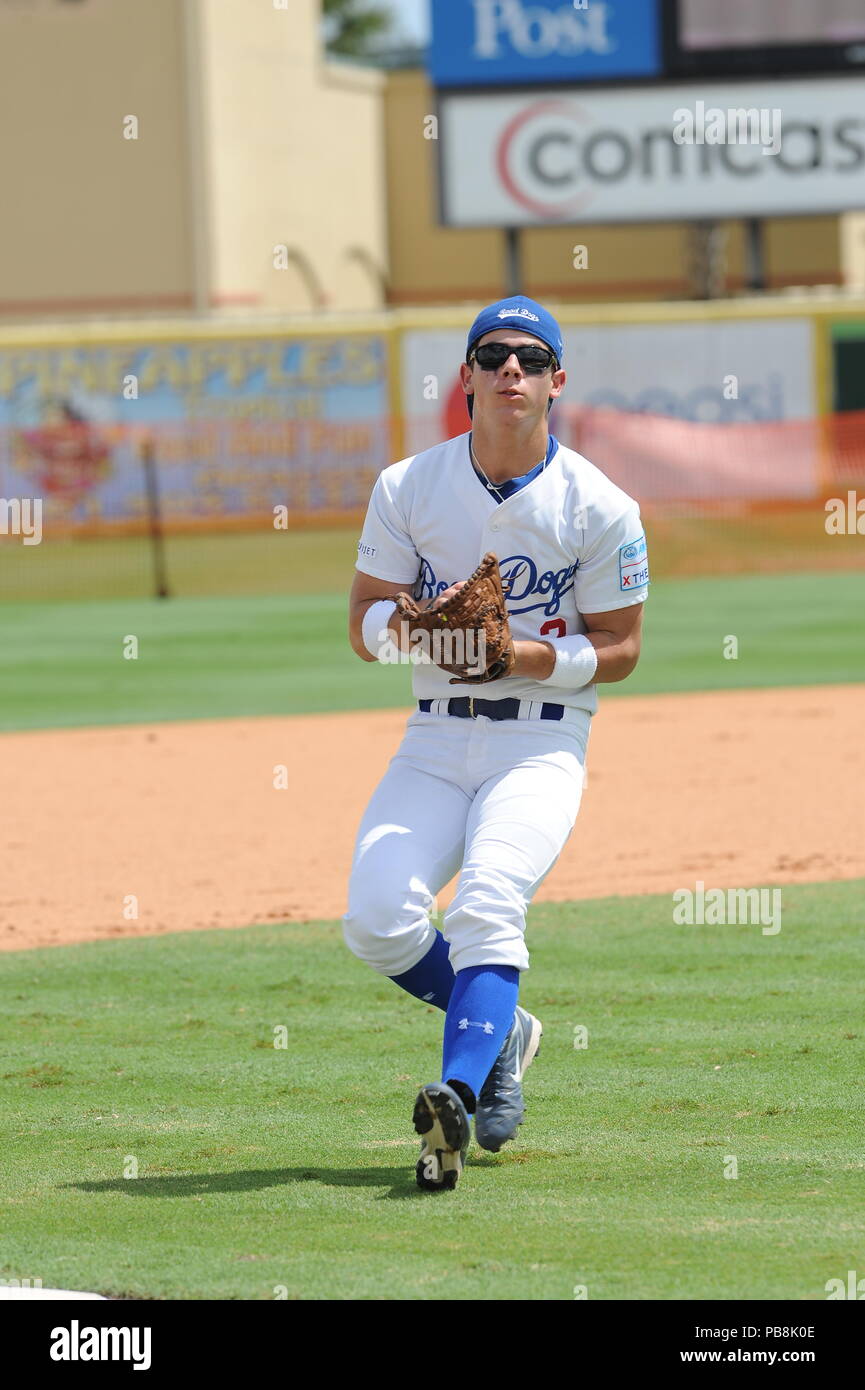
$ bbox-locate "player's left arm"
[510,602,643,684]
[577,601,643,682]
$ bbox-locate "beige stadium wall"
[384,68,844,306]
[194,0,387,315]
[0,0,194,320]
[840,212,865,290]
[0,0,386,323]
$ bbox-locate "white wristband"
[361,599,398,660]
[539,632,598,689]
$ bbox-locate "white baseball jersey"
[355,430,649,715]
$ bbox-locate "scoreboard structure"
[666,0,865,79]
[429,1,865,235]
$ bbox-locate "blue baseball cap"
[466,296,563,365]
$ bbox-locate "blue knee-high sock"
[389,930,455,1012]
[441,965,519,1111]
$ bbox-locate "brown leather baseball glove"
[393,552,516,685]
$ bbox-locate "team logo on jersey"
[619,534,649,591]
[417,554,578,617]
[499,555,578,614]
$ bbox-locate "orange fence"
[826,410,865,487]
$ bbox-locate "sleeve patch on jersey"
[619,534,649,591]
[357,541,378,559]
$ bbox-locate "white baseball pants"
[342,706,591,976]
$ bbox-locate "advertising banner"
[439,77,865,224]
[400,317,820,503]
[403,318,815,440]
[429,0,661,87]
[0,332,390,533]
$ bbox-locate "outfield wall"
[0,298,864,541]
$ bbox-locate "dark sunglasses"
[468,343,557,374]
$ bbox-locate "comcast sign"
[440,78,865,225]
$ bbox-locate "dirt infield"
[2,685,862,952]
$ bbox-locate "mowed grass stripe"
[0,572,863,731]
[1,879,863,1300]
[2,515,863,604]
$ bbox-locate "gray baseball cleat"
[474,1006,543,1152]
[413,1081,471,1191]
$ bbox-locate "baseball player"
[345,296,649,1191]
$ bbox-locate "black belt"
[418,698,564,721]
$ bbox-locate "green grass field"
[2,526,863,1302]
[2,512,864,604]
[1,881,863,1301]
[1,570,863,731]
